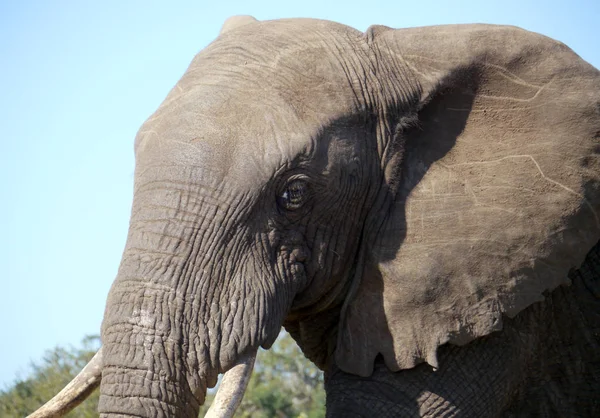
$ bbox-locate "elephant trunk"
[98,344,199,417]
[26,348,255,418]
[99,321,258,416]
[94,176,277,416]
[97,257,215,417]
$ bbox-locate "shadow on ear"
[336,64,480,376]
[336,24,600,377]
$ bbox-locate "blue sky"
[1,0,598,387]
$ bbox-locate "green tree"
[0,335,100,417]
[1,332,325,418]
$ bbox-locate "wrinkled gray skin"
[98,17,600,417]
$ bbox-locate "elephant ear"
[336,24,600,377]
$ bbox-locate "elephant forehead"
[133,86,337,188]
[133,19,371,187]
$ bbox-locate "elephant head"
[31,16,600,417]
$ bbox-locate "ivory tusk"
[27,348,103,418]
[204,350,257,418]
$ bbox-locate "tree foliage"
[0,335,100,417]
[1,332,325,418]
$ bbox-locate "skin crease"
[91,17,600,418]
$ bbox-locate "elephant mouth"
[27,347,258,418]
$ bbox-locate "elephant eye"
[278,179,309,211]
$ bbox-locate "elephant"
[30,16,600,418]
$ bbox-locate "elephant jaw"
[27,348,258,418]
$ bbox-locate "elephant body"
[32,17,600,418]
